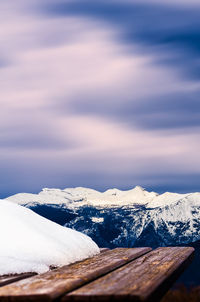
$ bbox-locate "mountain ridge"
[3,186,200,209]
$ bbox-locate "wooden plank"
[64,247,194,302]
[0,273,36,288]
[0,247,151,302]
[100,248,110,253]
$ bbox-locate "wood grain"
[64,247,194,302]
[0,274,36,288]
[100,248,110,253]
[0,248,151,302]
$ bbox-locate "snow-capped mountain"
[2,186,200,248]
[4,185,194,208]
[5,186,157,207]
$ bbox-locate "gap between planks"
[63,247,194,302]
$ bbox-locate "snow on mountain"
[3,186,200,248]
[4,186,200,209]
[64,193,200,247]
[147,192,188,208]
[5,186,158,207]
[0,200,99,275]
[5,190,72,206]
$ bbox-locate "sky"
[1,0,200,197]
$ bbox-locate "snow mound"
[0,200,99,275]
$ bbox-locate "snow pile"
[0,200,99,276]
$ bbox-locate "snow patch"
[0,200,99,275]
[91,217,104,223]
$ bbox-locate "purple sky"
[1,0,200,197]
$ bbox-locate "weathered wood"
[0,273,36,288]
[100,248,110,253]
[64,247,194,302]
[0,248,151,302]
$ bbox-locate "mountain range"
[3,185,200,285]
[5,185,200,209]
[4,186,200,246]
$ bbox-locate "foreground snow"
[0,201,99,276]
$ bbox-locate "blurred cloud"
[115,0,200,7]
[0,0,200,197]
[70,89,200,130]
[44,0,200,80]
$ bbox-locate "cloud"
[69,88,200,130]
[1,114,200,197]
[122,0,200,7]
[1,11,133,151]
[43,0,200,80]
[0,0,200,196]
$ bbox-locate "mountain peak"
[134,185,145,191]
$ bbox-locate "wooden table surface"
[0,247,194,302]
